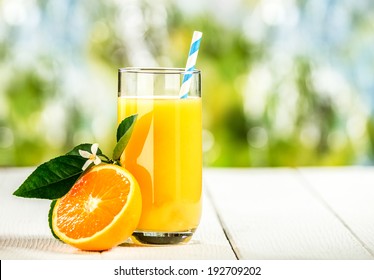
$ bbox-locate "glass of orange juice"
[117,67,202,245]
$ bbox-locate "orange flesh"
[56,169,130,239]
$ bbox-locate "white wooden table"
[1,167,374,260]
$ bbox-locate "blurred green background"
[1,0,374,167]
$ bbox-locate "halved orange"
[51,164,142,251]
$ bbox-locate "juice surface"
[118,96,202,232]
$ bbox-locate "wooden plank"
[0,168,51,237]
[204,168,373,259]
[0,168,236,259]
[0,168,96,259]
[299,167,374,257]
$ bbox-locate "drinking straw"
[179,31,203,99]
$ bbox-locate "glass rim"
[118,67,200,75]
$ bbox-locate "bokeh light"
[1,0,374,167]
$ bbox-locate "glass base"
[130,229,195,245]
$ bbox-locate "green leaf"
[116,114,138,142]
[66,143,104,157]
[113,114,137,161]
[48,200,61,241]
[13,155,86,199]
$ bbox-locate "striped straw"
[179,31,203,99]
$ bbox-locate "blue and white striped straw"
[179,31,203,99]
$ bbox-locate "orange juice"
[118,96,202,238]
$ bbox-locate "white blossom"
[79,143,101,171]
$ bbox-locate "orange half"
[52,164,142,251]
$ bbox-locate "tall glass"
[117,67,202,245]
